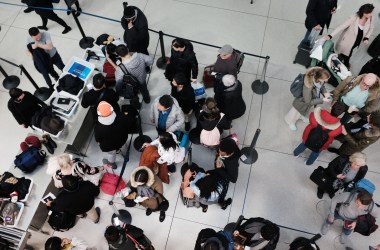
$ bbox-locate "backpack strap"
[118,62,130,75]
[343,190,357,206]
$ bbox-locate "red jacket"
[302,107,342,151]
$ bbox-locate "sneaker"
[317,190,324,199]
[146,208,153,216]
[24,7,34,13]
[159,211,166,222]
[102,159,117,169]
[321,221,330,235]
[301,116,309,123]
[62,26,72,34]
[340,233,348,244]
[221,198,232,210]
[37,26,48,31]
[94,207,101,224]
[289,124,297,131]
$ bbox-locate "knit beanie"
[222,74,236,87]
[124,7,136,19]
[97,101,116,125]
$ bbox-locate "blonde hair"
[305,67,330,88]
[349,152,367,167]
[56,153,73,170]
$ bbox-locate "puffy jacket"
[150,96,185,132]
[165,41,198,81]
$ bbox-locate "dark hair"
[93,73,106,89]
[357,190,373,205]
[106,43,117,55]
[45,236,62,250]
[159,132,178,151]
[62,175,79,192]
[202,97,220,120]
[195,175,219,199]
[203,241,219,250]
[370,110,380,127]
[9,88,23,100]
[104,226,120,242]
[357,3,375,18]
[289,237,315,250]
[158,95,174,108]
[134,169,149,184]
[173,72,189,86]
[219,138,236,155]
[261,223,279,241]
[28,27,39,36]
[115,44,129,57]
[330,102,346,117]
[172,38,186,48]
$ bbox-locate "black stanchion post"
[251,56,269,95]
[71,10,94,49]
[19,65,51,101]
[156,31,169,69]
[240,128,261,164]
[133,115,152,150]
[109,200,132,225]
[0,65,20,89]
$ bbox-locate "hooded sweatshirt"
[302,107,342,151]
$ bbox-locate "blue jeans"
[301,29,312,45]
[293,143,320,165]
[326,210,353,236]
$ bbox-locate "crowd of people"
[3,0,380,249]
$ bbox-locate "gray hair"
[222,74,236,87]
[349,152,367,167]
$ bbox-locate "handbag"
[100,170,126,195]
[309,166,335,195]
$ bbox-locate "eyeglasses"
[361,81,372,88]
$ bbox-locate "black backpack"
[31,106,53,129]
[48,211,76,231]
[117,63,140,99]
[304,125,330,152]
[290,74,305,98]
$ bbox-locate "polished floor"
[0,0,380,249]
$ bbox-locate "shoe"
[289,124,297,131]
[185,122,191,132]
[146,208,153,216]
[37,26,48,31]
[340,233,348,244]
[327,147,339,154]
[221,198,232,210]
[321,221,330,235]
[159,211,166,222]
[168,164,176,173]
[94,207,101,224]
[317,190,324,199]
[24,7,34,13]
[43,134,57,148]
[102,159,117,169]
[143,96,151,104]
[62,26,72,34]
[301,116,309,124]
[202,206,208,213]
[42,138,54,154]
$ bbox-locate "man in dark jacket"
[8,88,46,128]
[213,44,240,78]
[165,38,198,83]
[302,0,337,45]
[171,73,195,131]
[46,175,101,223]
[194,228,231,250]
[94,101,130,169]
[121,4,149,55]
[208,138,241,209]
[104,225,151,250]
[81,73,120,120]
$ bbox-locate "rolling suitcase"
[368,34,380,58]
[103,61,116,86]
[293,43,312,68]
[359,58,380,77]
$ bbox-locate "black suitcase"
[359,58,380,77]
[368,34,380,58]
[293,43,312,68]
[309,166,335,195]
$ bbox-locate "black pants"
[40,67,59,88]
[37,10,69,28]
[139,81,150,103]
[51,52,65,71]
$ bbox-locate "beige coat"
[330,14,374,56]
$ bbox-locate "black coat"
[198,112,231,134]
[8,91,45,126]
[327,155,368,186]
[171,85,195,114]
[121,6,150,55]
[209,142,241,183]
[305,0,337,30]
[94,114,130,152]
[214,81,246,121]
[81,88,120,120]
[194,228,230,250]
[107,225,144,250]
[165,41,198,81]
[50,181,98,215]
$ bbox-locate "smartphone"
[43,197,53,203]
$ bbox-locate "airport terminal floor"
[0,0,380,249]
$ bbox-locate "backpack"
[31,106,53,129]
[48,211,76,231]
[304,125,330,152]
[217,231,234,250]
[0,236,11,250]
[14,146,46,173]
[290,74,305,98]
[0,201,20,226]
[234,49,245,73]
[200,113,225,147]
[355,178,376,194]
[117,63,140,99]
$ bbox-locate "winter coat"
[94,113,129,152]
[171,84,195,114]
[150,96,185,132]
[194,228,231,250]
[209,142,241,183]
[214,80,246,120]
[139,145,169,184]
[305,0,337,30]
[302,107,342,151]
[332,74,380,113]
[50,181,99,215]
[121,6,150,54]
[30,47,54,76]
[8,91,46,126]
[330,14,374,56]
[339,125,380,156]
[198,112,231,134]
[126,166,164,210]
[115,53,153,85]
[326,155,368,187]
[213,53,240,77]
[165,41,198,81]
[150,132,179,165]
[81,88,120,120]
[292,67,327,116]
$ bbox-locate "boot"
[42,137,54,154]
[43,134,57,148]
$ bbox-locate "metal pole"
[71,10,94,49]
[240,129,261,164]
[0,64,20,89]
[251,56,270,95]
[19,64,51,101]
[156,31,169,69]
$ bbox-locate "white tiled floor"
[1,0,380,249]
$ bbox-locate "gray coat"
[150,96,185,132]
[292,72,326,116]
